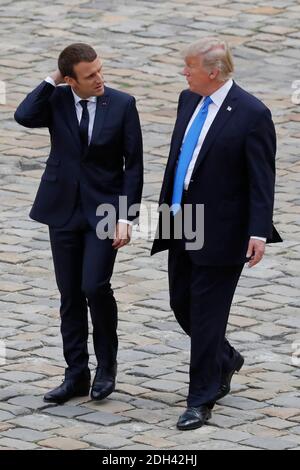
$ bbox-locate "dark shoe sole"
[235,355,244,372]
[90,386,115,401]
[216,355,245,401]
[177,410,211,431]
[226,354,244,386]
[43,388,90,405]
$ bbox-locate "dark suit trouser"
[49,200,118,382]
[168,240,243,407]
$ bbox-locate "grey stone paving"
[0,0,299,451]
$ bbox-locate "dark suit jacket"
[151,82,282,265]
[14,81,143,228]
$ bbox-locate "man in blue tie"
[151,37,281,430]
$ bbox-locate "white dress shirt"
[181,79,266,242]
[44,76,131,226]
[183,79,233,190]
[71,90,96,145]
[45,76,96,144]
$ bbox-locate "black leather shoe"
[91,363,117,401]
[177,406,211,431]
[216,351,244,401]
[43,379,90,404]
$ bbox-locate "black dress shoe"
[177,406,211,431]
[216,351,244,401]
[43,379,90,404]
[91,363,117,401]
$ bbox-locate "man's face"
[67,57,104,98]
[183,55,213,96]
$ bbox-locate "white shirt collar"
[208,79,233,107]
[71,88,97,104]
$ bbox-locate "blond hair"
[183,37,234,81]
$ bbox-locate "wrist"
[51,71,64,85]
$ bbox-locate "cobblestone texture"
[0,0,299,450]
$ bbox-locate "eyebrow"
[85,65,102,78]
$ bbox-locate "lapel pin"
[227,106,232,111]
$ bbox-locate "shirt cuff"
[44,76,56,87]
[118,219,133,226]
[251,236,267,242]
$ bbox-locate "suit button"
[190,179,194,183]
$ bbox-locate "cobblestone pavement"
[0,0,299,451]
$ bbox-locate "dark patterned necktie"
[79,100,89,152]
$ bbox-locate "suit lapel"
[61,87,81,148]
[160,92,201,202]
[191,83,238,177]
[167,93,201,171]
[61,86,111,154]
[90,88,110,146]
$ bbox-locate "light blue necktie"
[171,96,213,214]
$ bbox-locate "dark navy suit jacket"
[151,82,282,265]
[14,81,143,228]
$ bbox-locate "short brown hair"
[58,43,97,78]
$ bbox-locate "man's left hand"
[112,222,132,250]
[246,238,266,268]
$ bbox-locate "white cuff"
[118,219,133,226]
[251,236,267,243]
[45,76,56,87]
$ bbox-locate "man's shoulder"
[177,89,200,112]
[104,86,135,104]
[233,83,269,114]
[49,83,70,100]
[50,84,136,105]
[179,88,199,101]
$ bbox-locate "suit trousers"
[168,239,243,407]
[49,198,118,381]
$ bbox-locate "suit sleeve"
[14,81,55,128]
[121,97,143,223]
[246,108,276,238]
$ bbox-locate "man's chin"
[188,85,202,95]
[94,86,104,96]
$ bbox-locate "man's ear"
[64,76,74,86]
[209,68,219,80]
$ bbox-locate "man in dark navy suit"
[15,43,143,404]
[151,37,281,430]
